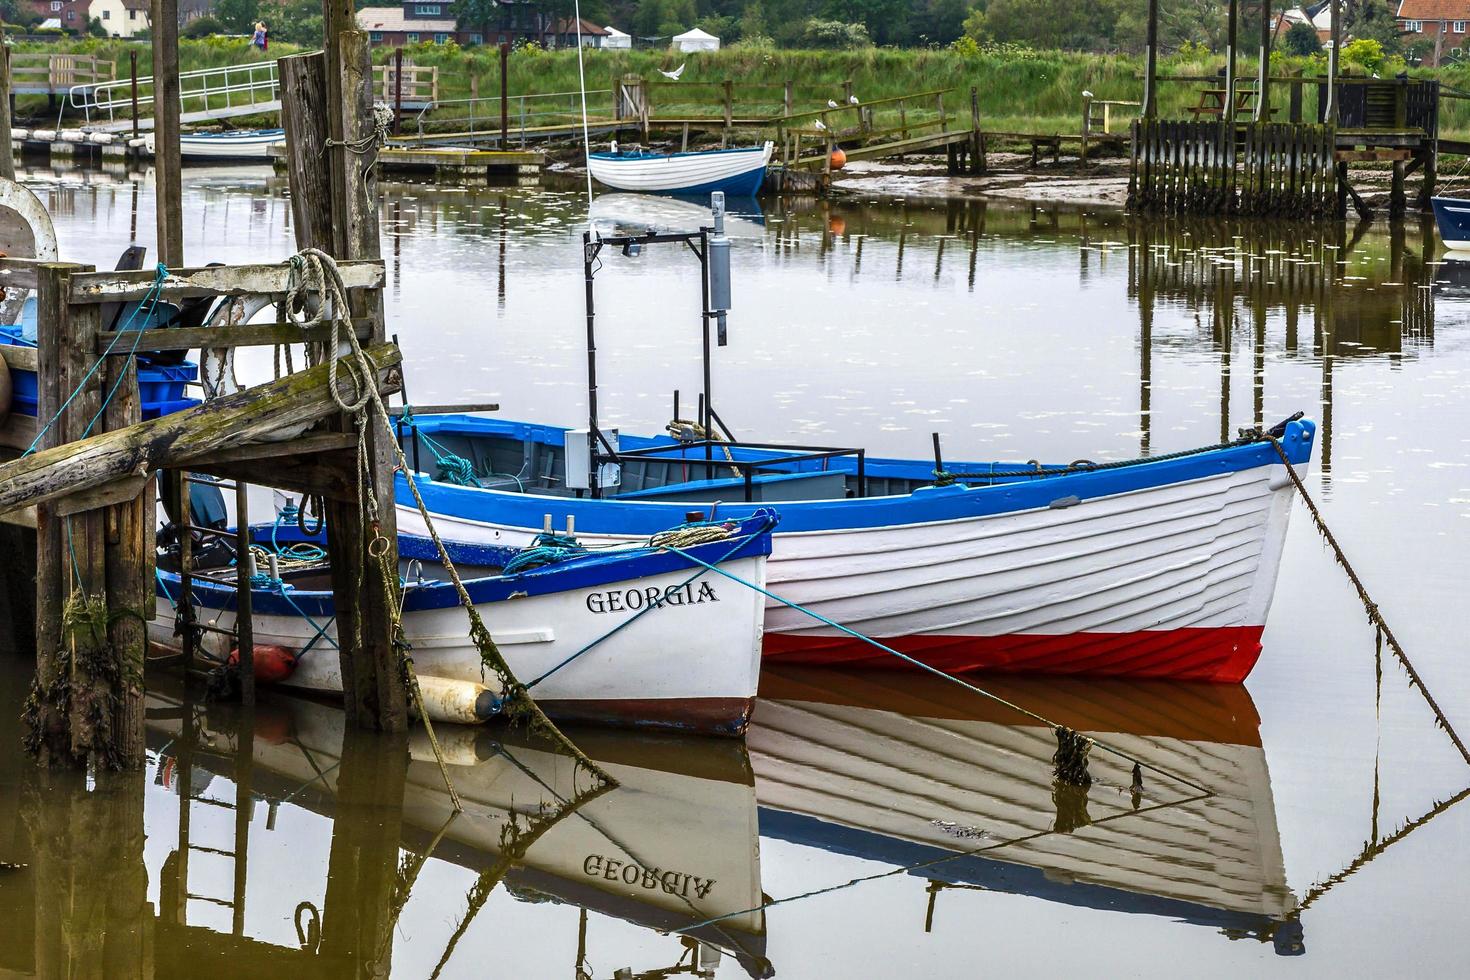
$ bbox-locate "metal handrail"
[68,61,280,125]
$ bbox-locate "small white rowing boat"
[144,128,285,162]
[587,142,774,196]
[149,512,776,735]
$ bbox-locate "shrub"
[183,15,225,39]
[800,19,871,50]
[1283,21,1322,57]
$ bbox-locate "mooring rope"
[283,248,613,785]
[661,543,1209,795]
[1269,437,1470,767]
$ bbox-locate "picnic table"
[1188,88,1278,120]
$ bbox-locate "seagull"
[814,119,827,131]
[1082,89,1094,98]
[827,99,838,109]
[659,63,685,81]
[848,94,859,105]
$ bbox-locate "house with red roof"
[1397,0,1470,64]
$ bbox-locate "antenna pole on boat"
[583,229,604,498]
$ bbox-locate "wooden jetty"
[0,0,412,773]
[1129,0,1442,218]
[267,140,544,184]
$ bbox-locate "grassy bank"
[14,38,1470,141]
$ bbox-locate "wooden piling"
[0,45,14,181]
[151,0,183,266]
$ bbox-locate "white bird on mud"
[848,94,860,104]
[659,63,686,81]
[827,99,839,108]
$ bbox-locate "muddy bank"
[830,154,1133,209]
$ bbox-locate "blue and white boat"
[149,511,777,735]
[1430,196,1470,250]
[392,413,1317,685]
[587,141,774,196]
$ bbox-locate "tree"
[1283,20,1322,56]
[87,15,108,37]
[453,0,500,38]
[214,0,260,34]
[1345,0,1403,55]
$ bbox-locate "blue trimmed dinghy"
[587,142,774,196]
[149,511,777,735]
[392,414,1317,684]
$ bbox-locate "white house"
[672,27,720,52]
[88,0,150,38]
[603,25,632,49]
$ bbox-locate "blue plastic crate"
[2,325,199,419]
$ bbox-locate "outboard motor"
[157,473,234,570]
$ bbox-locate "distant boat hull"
[1431,196,1470,250]
[588,142,774,196]
[145,128,284,161]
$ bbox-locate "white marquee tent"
[672,28,720,52]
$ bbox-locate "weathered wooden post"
[1143,0,1159,118]
[129,51,140,141]
[1256,0,1271,122]
[784,79,793,117]
[318,2,409,732]
[29,261,148,770]
[970,85,985,174]
[500,43,510,144]
[1326,0,1340,122]
[151,0,183,266]
[1225,0,1239,123]
[0,44,14,180]
[393,48,403,136]
[722,78,733,147]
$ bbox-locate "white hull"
[398,457,1304,681]
[144,130,283,161]
[149,554,767,731]
[587,142,773,193]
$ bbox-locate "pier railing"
[402,89,615,144]
[68,61,281,128]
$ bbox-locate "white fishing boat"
[149,511,776,735]
[748,666,1302,953]
[587,142,774,196]
[144,128,285,162]
[143,689,771,975]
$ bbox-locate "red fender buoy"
[227,645,300,684]
[830,148,847,170]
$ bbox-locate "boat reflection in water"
[143,686,770,977]
[748,665,1302,955]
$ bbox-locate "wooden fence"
[1129,119,1336,218]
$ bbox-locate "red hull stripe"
[761,626,1264,683]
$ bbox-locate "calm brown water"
[2,166,1470,977]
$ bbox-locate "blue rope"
[417,428,482,487]
[25,264,170,456]
[501,531,588,575]
[522,521,772,691]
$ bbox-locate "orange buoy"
[829,215,848,236]
[227,644,299,684]
[830,148,847,170]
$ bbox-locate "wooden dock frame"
[1130,0,1441,219]
[0,0,411,771]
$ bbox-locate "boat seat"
[614,469,848,503]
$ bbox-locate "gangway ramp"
[70,62,281,132]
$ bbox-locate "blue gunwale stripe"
[155,513,776,618]
[395,416,1317,536]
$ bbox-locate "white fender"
[0,177,59,327]
[199,292,276,399]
